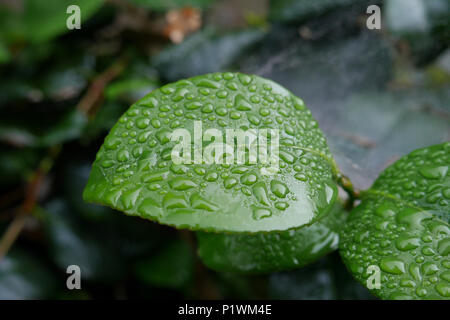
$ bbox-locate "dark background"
[0,0,448,299]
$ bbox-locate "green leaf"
[197,201,347,274]
[134,238,194,289]
[0,249,58,299]
[340,142,450,300]
[24,0,104,43]
[153,29,265,82]
[83,72,339,233]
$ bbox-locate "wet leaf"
[197,201,347,274]
[340,142,450,299]
[83,72,339,233]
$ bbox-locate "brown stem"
[0,147,60,262]
[337,174,360,210]
[77,55,128,116]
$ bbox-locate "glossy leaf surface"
[197,202,347,273]
[340,142,450,299]
[83,72,338,232]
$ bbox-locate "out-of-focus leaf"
[385,0,429,34]
[328,88,450,189]
[24,0,105,43]
[153,29,265,82]
[0,249,59,299]
[0,41,10,64]
[0,109,88,147]
[0,148,40,186]
[84,101,128,139]
[134,238,194,289]
[197,202,347,274]
[385,0,450,63]
[129,0,212,11]
[239,24,449,190]
[269,0,374,23]
[43,199,127,282]
[39,109,88,146]
[239,30,393,136]
[105,78,159,102]
[62,160,112,221]
[268,254,373,300]
[385,0,449,36]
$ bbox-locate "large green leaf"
[83,72,339,233]
[197,201,346,273]
[340,142,450,299]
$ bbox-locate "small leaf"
[83,72,339,233]
[196,202,347,274]
[340,142,450,300]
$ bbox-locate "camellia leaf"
[340,142,450,300]
[83,72,339,233]
[197,201,347,273]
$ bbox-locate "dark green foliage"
[0,0,448,300]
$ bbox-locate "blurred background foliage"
[0,0,448,299]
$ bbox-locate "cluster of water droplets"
[340,143,450,299]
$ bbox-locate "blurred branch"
[0,146,60,262]
[77,55,129,116]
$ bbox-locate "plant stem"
[337,173,360,210]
